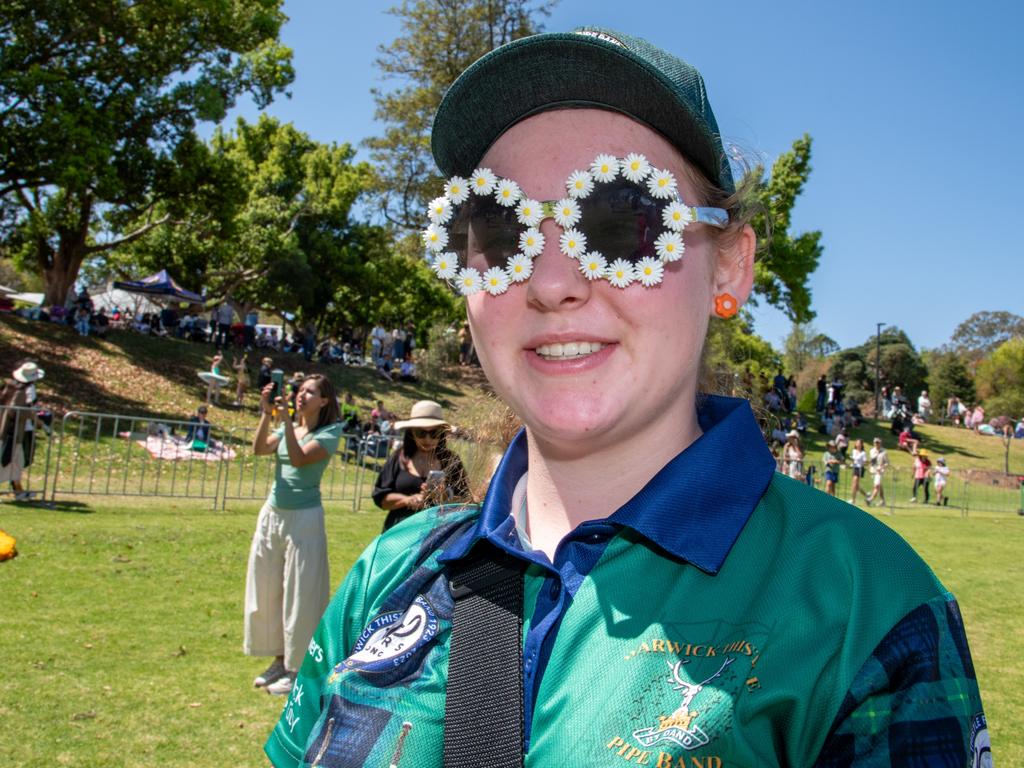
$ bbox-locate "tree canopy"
[365,0,556,230]
[976,337,1024,418]
[949,310,1024,362]
[0,0,294,305]
[829,327,928,405]
[747,135,822,324]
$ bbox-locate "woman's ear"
[711,224,756,314]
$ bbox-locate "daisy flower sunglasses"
[423,153,729,296]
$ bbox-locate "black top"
[372,449,471,509]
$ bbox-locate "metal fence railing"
[4,403,1021,516]
[776,458,1023,517]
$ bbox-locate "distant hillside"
[3,314,1019,475]
[0,315,496,434]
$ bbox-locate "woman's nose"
[525,220,592,311]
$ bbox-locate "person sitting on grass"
[184,405,212,446]
[897,425,920,453]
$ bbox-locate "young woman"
[867,436,889,507]
[822,440,841,496]
[782,429,804,480]
[267,28,988,765]
[245,373,344,697]
[0,362,44,500]
[911,447,933,503]
[372,400,470,531]
[232,351,251,407]
[934,456,951,506]
[848,437,870,504]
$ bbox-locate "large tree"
[0,0,293,306]
[366,0,556,231]
[948,310,1024,371]
[829,327,928,406]
[112,116,459,332]
[747,135,822,324]
[976,337,1024,419]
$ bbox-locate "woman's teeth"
[535,341,605,359]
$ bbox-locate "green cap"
[431,27,734,193]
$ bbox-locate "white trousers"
[243,500,330,672]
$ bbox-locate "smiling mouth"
[534,341,606,360]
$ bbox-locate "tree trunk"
[40,195,93,307]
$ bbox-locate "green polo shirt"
[266,397,988,766]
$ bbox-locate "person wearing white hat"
[782,429,803,479]
[1,361,45,500]
[372,400,470,531]
[934,456,951,506]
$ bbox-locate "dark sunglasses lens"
[577,180,661,263]
[450,196,522,272]
[413,428,441,439]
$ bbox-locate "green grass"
[0,499,383,768]
[1,499,1020,766]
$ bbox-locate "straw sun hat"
[13,362,45,383]
[393,400,450,431]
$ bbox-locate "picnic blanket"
[120,432,237,462]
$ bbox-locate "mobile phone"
[270,369,284,398]
[426,470,444,488]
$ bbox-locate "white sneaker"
[253,658,286,688]
[265,672,295,696]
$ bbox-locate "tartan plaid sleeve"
[813,593,991,767]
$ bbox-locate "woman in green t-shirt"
[244,373,344,696]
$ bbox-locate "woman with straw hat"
[1,361,44,500]
[372,400,470,532]
[266,27,988,766]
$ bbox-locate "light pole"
[874,323,885,418]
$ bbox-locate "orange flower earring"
[714,293,738,318]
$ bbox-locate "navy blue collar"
[441,395,776,574]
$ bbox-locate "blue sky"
[211,0,1023,353]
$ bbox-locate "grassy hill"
[0,314,499,436]
[5,313,1019,481]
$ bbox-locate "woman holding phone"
[371,400,470,531]
[244,373,344,697]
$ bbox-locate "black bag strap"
[443,544,525,768]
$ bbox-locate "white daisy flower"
[423,224,448,252]
[494,178,521,207]
[590,154,619,183]
[559,229,587,259]
[607,258,635,288]
[516,198,543,227]
[635,256,664,287]
[552,198,581,228]
[655,231,685,262]
[519,228,545,258]
[482,266,511,295]
[662,201,693,231]
[431,252,458,280]
[620,153,651,183]
[457,267,481,296]
[506,253,533,282]
[444,176,470,205]
[470,168,497,195]
[427,196,453,225]
[578,252,608,281]
[565,170,594,199]
[647,168,678,199]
